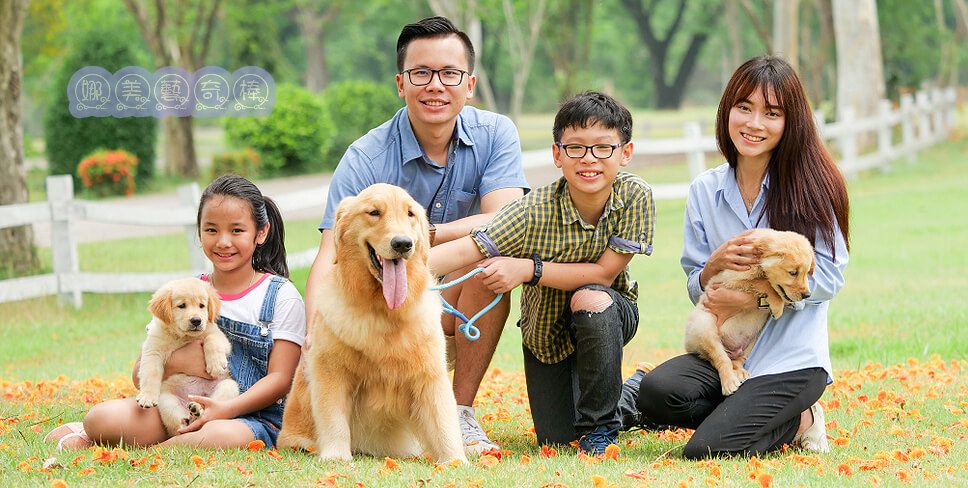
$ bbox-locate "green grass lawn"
[2,138,966,486]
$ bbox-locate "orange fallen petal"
[383,457,401,471]
[478,454,500,468]
[50,480,67,488]
[757,472,773,487]
[191,455,206,469]
[78,467,95,476]
[266,449,283,459]
[247,440,266,451]
[624,468,650,480]
[539,445,558,457]
[837,464,853,477]
[520,454,532,464]
[604,444,620,460]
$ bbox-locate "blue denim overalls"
[215,275,287,446]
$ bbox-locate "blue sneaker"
[578,425,618,455]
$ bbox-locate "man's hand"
[477,256,531,294]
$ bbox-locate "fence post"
[930,88,945,143]
[900,93,917,163]
[943,87,956,136]
[178,183,207,272]
[837,106,858,179]
[47,175,81,308]
[915,91,932,145]
[877,99,893,171]
[684,121,705,179]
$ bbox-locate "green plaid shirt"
[471,172,654,363]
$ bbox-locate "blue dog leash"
[430,267,503,341]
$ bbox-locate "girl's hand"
[177,395,235,434]
[164,340,214,380]
[701,230,760,287]
[477,257,531,294]
[703,283,758,326]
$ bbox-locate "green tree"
[320,80,401,166]
[43,28,158,188]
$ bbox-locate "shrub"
[210,148,261,180]
[43,28,157,187]
[320,80,402,169]
[224,83,334,175]
[77,149,138,197]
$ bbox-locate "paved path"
[31,154,662,247]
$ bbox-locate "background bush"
[77,149,137,197]
[43,29,157,188]
[224,83,334,175]
[209,148,261,180]
[320,79,401,169]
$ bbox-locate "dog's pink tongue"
[381,257,407,310]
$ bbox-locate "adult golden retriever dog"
[136,278,240,436]
[684,229,815,396]
[278,184,465,464]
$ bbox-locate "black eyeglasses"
[402,68,469,87]
[555,143,623,159]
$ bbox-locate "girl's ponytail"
[253,196,288,278]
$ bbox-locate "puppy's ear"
[148,283,173,324]
[206,284,221,323]
[809,256,816,276]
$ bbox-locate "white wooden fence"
[0,88,957,308]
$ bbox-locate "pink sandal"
[44,422,92,450]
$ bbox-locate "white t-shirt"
[203,273,306,346]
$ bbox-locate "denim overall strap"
[258,276,287,330]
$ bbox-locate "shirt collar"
[717,164,771,205]
[399,108,473,167]
[556,177,622,228]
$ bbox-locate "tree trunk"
[297,3,337,93]
[0,0,39,277]
[163,117,198,177]
[427,0,498,111]
[832,0,885,123]
[773,0,799,70]
[503,0,547,123]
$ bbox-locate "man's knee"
[570,287,613,314]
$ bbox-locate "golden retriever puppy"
[684,229,815,395]
[278,183,465,464]
[136,278,239,436]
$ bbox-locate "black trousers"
[523,284,638,445]
[619,354,827,459]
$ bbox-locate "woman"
[620,55,849,459]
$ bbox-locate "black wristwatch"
[757,294,770,310]
[527,254,543,286]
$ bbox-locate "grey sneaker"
[458,405,499,455]
[792,402,830,452]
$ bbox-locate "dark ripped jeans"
[523,284,638,445]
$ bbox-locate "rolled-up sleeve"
[803,218,849,305]
[319,147,376,230]
[608,181,654,256]
[479,115,529,196]
[471,199,529,258]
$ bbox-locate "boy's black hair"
[197,174,289,279]
[396,16,475,73]
[553,91,633,144]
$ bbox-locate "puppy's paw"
[136,393,158,408]
[187,401,204,421]
[317,445,353,462]
[720,374,744,396]
[735,367,751,382]
[206,356,229,377]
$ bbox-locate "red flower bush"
[77,149,138,197]
[210,148,261,180]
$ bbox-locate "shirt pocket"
[450,189,478,221]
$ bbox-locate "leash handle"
[430,267,503,342]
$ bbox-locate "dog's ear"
[809,256,816,276]
[148,283,173,324]
[206,283,220,323]
[332,196,356,264]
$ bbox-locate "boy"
[429,92,654,454]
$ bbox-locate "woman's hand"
[176,395,236,434]
[700,230,760,288]
[477,256,532,294]
[703,283,758,326]
[164,340,215,380]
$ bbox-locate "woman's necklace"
[740,185,758,213]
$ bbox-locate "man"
[304,16,528,455]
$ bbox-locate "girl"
[619,55,849,458]
[47,174,305,449]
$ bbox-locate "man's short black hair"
[553,91,633,144]
[396,16,475,73]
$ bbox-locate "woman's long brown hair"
[715,55,850,256]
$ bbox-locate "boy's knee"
[571,288,612,313]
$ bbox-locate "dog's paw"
[721,375,745,396]
[206,357,229,377]
[317,446,353,462]
[187,401,204,420]
[135,393,158,408]
[735,367,751,382]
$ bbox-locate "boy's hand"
[176,395,234,434]
[478,256,531,294]
[165,340,215,380]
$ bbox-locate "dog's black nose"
[190,317,202,327]
[391,236,413,253]
[801,291,811,299]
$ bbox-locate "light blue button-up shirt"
[681,163,848,383]
[319,106,529,230]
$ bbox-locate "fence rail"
[0,88,957,307]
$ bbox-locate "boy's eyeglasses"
[402,68,469,86]
[555,143,623,159]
